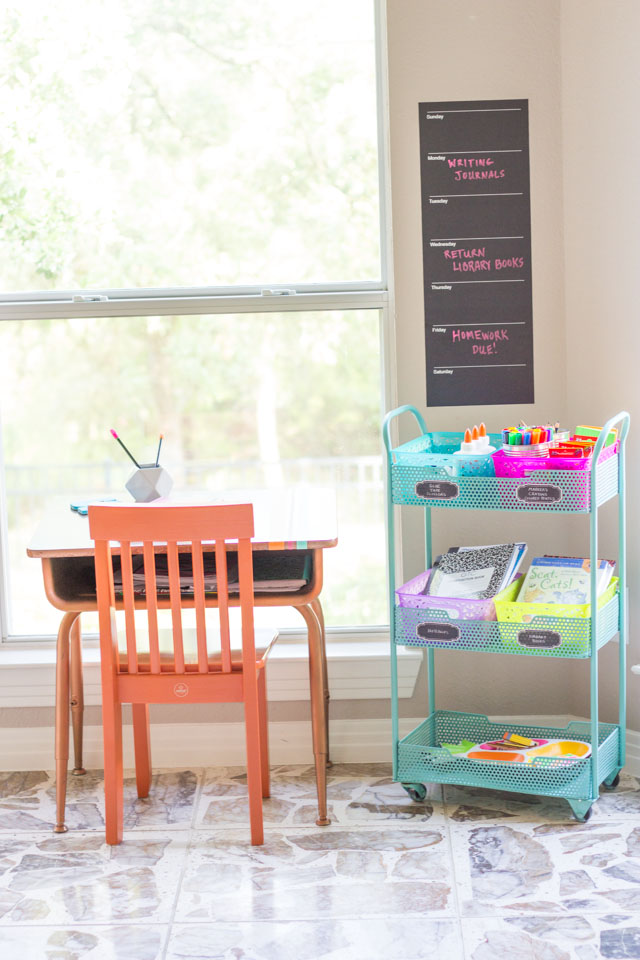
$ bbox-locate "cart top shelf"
[383,406,629,514]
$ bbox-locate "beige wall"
[560,0,640,725]
[386,0,582,717]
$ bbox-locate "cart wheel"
[403,783,427,802]
[604,773,620,791]
[575,806,592,823]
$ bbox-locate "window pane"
[0,311,386,635]
[1,0,380,292]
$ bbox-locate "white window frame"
[0,1,405,687]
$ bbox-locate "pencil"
[155,434,163,468]
[110,429,140,468]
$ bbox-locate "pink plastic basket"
[492,441,618,478]
[396,570,501,621]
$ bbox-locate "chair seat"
[117,625,278,673]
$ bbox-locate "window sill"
[0,637,422,707]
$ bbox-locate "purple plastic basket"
[396,570,501,621]
[492,441,618,478]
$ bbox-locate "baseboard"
[1,715,638,775]
[0,718,412,771]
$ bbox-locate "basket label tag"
[416,621,461,642]
[516,483,562,504]
[415,480,460,501]
[517,629,562,648]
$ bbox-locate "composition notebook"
[423,543,527,600]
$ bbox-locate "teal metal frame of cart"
[383,406,629,822]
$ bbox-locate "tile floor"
[1,763,640,959]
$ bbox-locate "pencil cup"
[125,464,173,502]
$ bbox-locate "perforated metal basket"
[397,711,620,800]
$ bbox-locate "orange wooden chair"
[88,502,277,846]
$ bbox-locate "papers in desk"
[112,550,312,596]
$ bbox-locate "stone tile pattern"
[1,765,640,958]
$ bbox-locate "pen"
[155,434,163,468]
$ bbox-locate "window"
[0,0,389,641]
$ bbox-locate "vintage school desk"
[27,488,338,834]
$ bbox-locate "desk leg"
[298,604,330,826]
[310,597,331,767]
[54,611,79,833]
[70,615,86,776]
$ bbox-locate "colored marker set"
[500,423,567,458]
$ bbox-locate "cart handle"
[382,404,428,455]
[591,411,630,463]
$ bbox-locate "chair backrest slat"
[119,541,138,674]
[143,541,161,674]
[167,541,185,673]
[191,541,209,672]
[215,541,232,673]
[237,538,256,662]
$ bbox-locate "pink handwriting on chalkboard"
[451,329,510,342]
[443,247,486,259]
[442,249,525,273]
[451,328,510,357]
[445,157,505,181]
[495,257,524,269]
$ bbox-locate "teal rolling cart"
[383,406,630,821]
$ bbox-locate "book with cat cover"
[517,556,615,604]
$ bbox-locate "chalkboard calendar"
[419,99,534,406]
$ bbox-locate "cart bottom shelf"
[397,710,621,802]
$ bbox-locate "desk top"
[27,487,338,559]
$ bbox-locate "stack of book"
[517,556,615,604]
[422,542,528,600]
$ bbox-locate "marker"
[110,429,140,468]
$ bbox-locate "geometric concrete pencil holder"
[125,464,173,502]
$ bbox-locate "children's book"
[517,556,615,604]
[423,543,527,600]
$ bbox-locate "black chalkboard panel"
[419,99,534,407]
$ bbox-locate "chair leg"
[257,666,270,799]
[102,700,124,845]
[244,682,264,846]
[132,704,152,799]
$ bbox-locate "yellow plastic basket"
[495,578,619,656]
[496,577,618,623]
